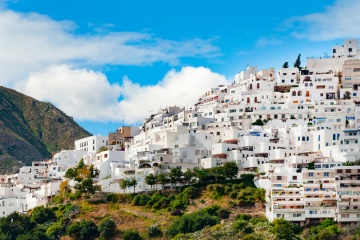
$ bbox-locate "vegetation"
[294,53,302,69]
[0,86,90,170]
[0,176,359,240]
[252,119,264,126]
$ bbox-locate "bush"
[148,225,162,238]
[232,220,254,234]
[30,206,56,224]
[17,230,49,240]
[171,209,183,216]
[98,216,116,239]
[66,220,99,240]
[46,222,64,239]
[229,191,238,199]
[170,199,184,209]
[106,193,118,203]
[123,229,143,240]
[166,206,220,237]
[249,216,268,225]
[236,214,251,221]
[216,208,231,219]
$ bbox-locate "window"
[333,49,336,53]
[276,176,282,180]
[324,172,329,177]
[346,169,351,173]
[292,176,297,180]
[349,48,353,52]
[308,172,314,177]
[337,169,342,173]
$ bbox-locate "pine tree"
[294,54,301,69]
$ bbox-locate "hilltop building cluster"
[1,39,360,226]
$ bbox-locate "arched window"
[305,83,308,87]
[292,91,296,96]
[298,91,302,96]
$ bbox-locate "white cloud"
[0,9,220,87]
[287,0,360,41]
[118,66,230,123]
[22,65,122,121]
[0,8,226,124]
[256,37,282,47]
[22,65,230,123]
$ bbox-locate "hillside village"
[1,39,360,227]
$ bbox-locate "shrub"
[232,220,254,234]
[106,193,118,203]
[148,225,162,238]
[66,220,99,240]
[171,209,183,216]
[249,216,268,225]
[98,216,116,239]
[216,208,231,219]
[123,229,143,240]
[46,222,64,239]
[229,191,238,199]
[236,214,251,221]
[30,206,56,224]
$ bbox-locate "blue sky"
[1,0,360,135]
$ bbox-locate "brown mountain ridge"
[0,86,91,172]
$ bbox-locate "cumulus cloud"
[0,9,220,87]
[0,7,226,124]
[22,65,229,123]
[286,0,360,41]
[118,66,230,123]
[22,65,122,121]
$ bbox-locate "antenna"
[122,115,125,126]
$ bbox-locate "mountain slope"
[0,86,91,169]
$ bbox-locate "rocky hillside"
[0,86,91,171]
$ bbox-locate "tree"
[46,222,64,240]
[252,119,264,126]
[120,179,129,193]
[0,212,34,240]
[128,178,138,193]
[30,206,56,224]
[210,166,224,181]
[98,216,117,239]
[294,53,301,69]
[193,167,209,183]
[58,180,70,198]
[282,62,289,68]
[183,168,194,185]
[145,173,157,190]
[271,218,296,240]
[223,162,239,180]
[170,167,182,187]
[64,168,76,179]
[74,177,96,197]
[157,173,167,190]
